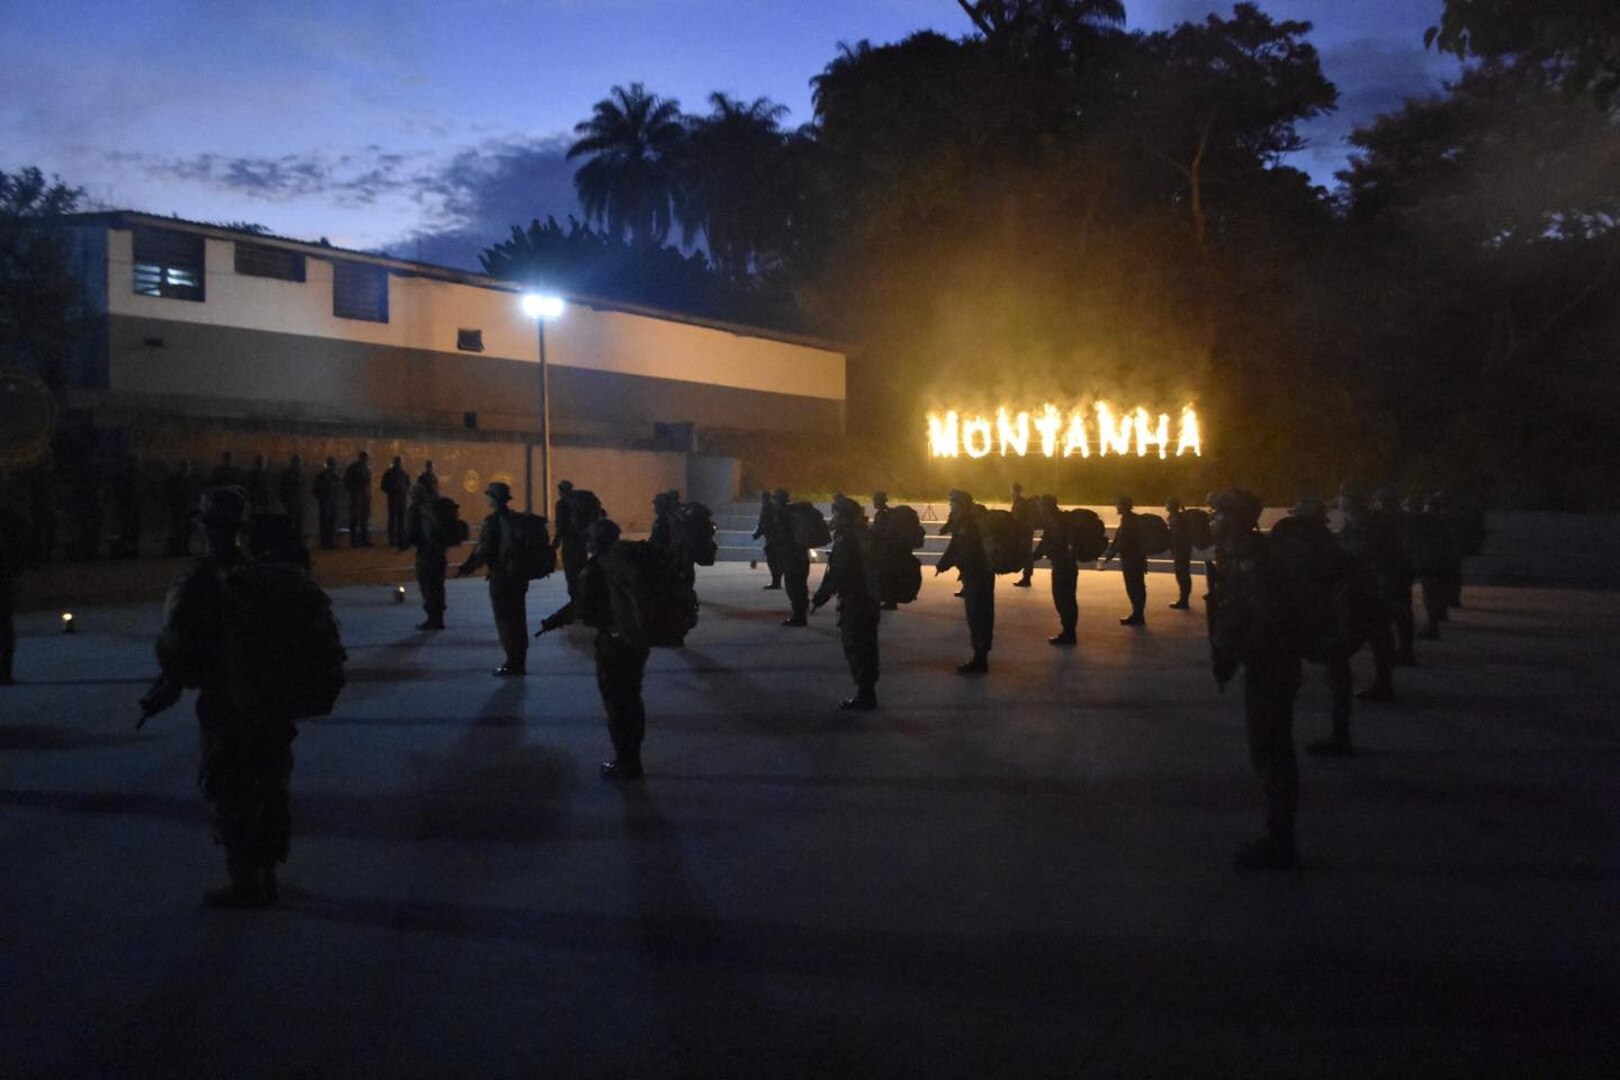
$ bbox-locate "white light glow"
[521,293,566,320]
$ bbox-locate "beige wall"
[103,228,844,402]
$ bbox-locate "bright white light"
[521,293,565,320]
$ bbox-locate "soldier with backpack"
[753,490,783,590]
[540,517,695,780]
[407,471,449,630]
[1034,495,1079,645]
[812,495,881,710]
[776,489,820,627]
[1337,487,1400,702]
[552,480,599,601]
[1276,498,1364,759]
[868,492,924,613]
[671,499,718,580]
[936,489,995,674]
[1102,496,1149,626]
[139,486,346,906]
[1205,487,1304,871]
[456,481,541,675]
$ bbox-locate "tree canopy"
[567,83,687,247]
[1,167,86,387]
[1427,0,1620,109]
[475,0,1620,507]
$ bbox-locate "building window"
[132,228,205,301]
[457,328,484,352]
[332,261,389,322]
[235,242,305,282]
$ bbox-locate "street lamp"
[520,292,566,512]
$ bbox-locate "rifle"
[535,602,574,637]
[136,675,183,730]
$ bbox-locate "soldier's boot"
[417,617,445,630]
[1233,835,1298,871]
[205,856,270,909]
[600,753,644,781]
[956,651,988,675]
[1048,631,1077,646]
[781,616,808,627]
[1119,613,1145,626]
[1013,575,1032,588]
[839,686,877,711]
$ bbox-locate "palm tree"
[680,94,793,283]
[567,83,686,247]
[955,0,1126,43]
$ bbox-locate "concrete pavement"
[2,564,1617,1077]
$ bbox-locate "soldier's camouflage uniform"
[158,550,296,900]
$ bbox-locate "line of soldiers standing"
[1207,485,1476,870]
[754,481,1476,874]
[120,469,1477,908]
[165,449,428,555]
[15,448,431,563]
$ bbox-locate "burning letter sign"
[928,403,1202,460]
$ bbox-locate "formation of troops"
[1,454,1484,905]
[11,447,426,565]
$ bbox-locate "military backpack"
[1064,508,1109,562]
[216,559,347,724]
[863,530,923,605]
[1182,508,1214,551]
[980,508,1033,575]
[596,540,699,648]
[432,497,469,547]
[1269,516,1372,663]
[673,501,719,566]
[1136,513,1172,556]
[562,489,603,536]
[876,505,926,551]
[785,501,832,549]
[499,511,555,580]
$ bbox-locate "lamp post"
[520,292,566,513]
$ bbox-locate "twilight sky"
[2,0,1462,269]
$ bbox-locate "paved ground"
[3,565,1617,1078]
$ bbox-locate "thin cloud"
[114,148,430,206]
[393,135,580,269]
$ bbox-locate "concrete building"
[53,212,848,529]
